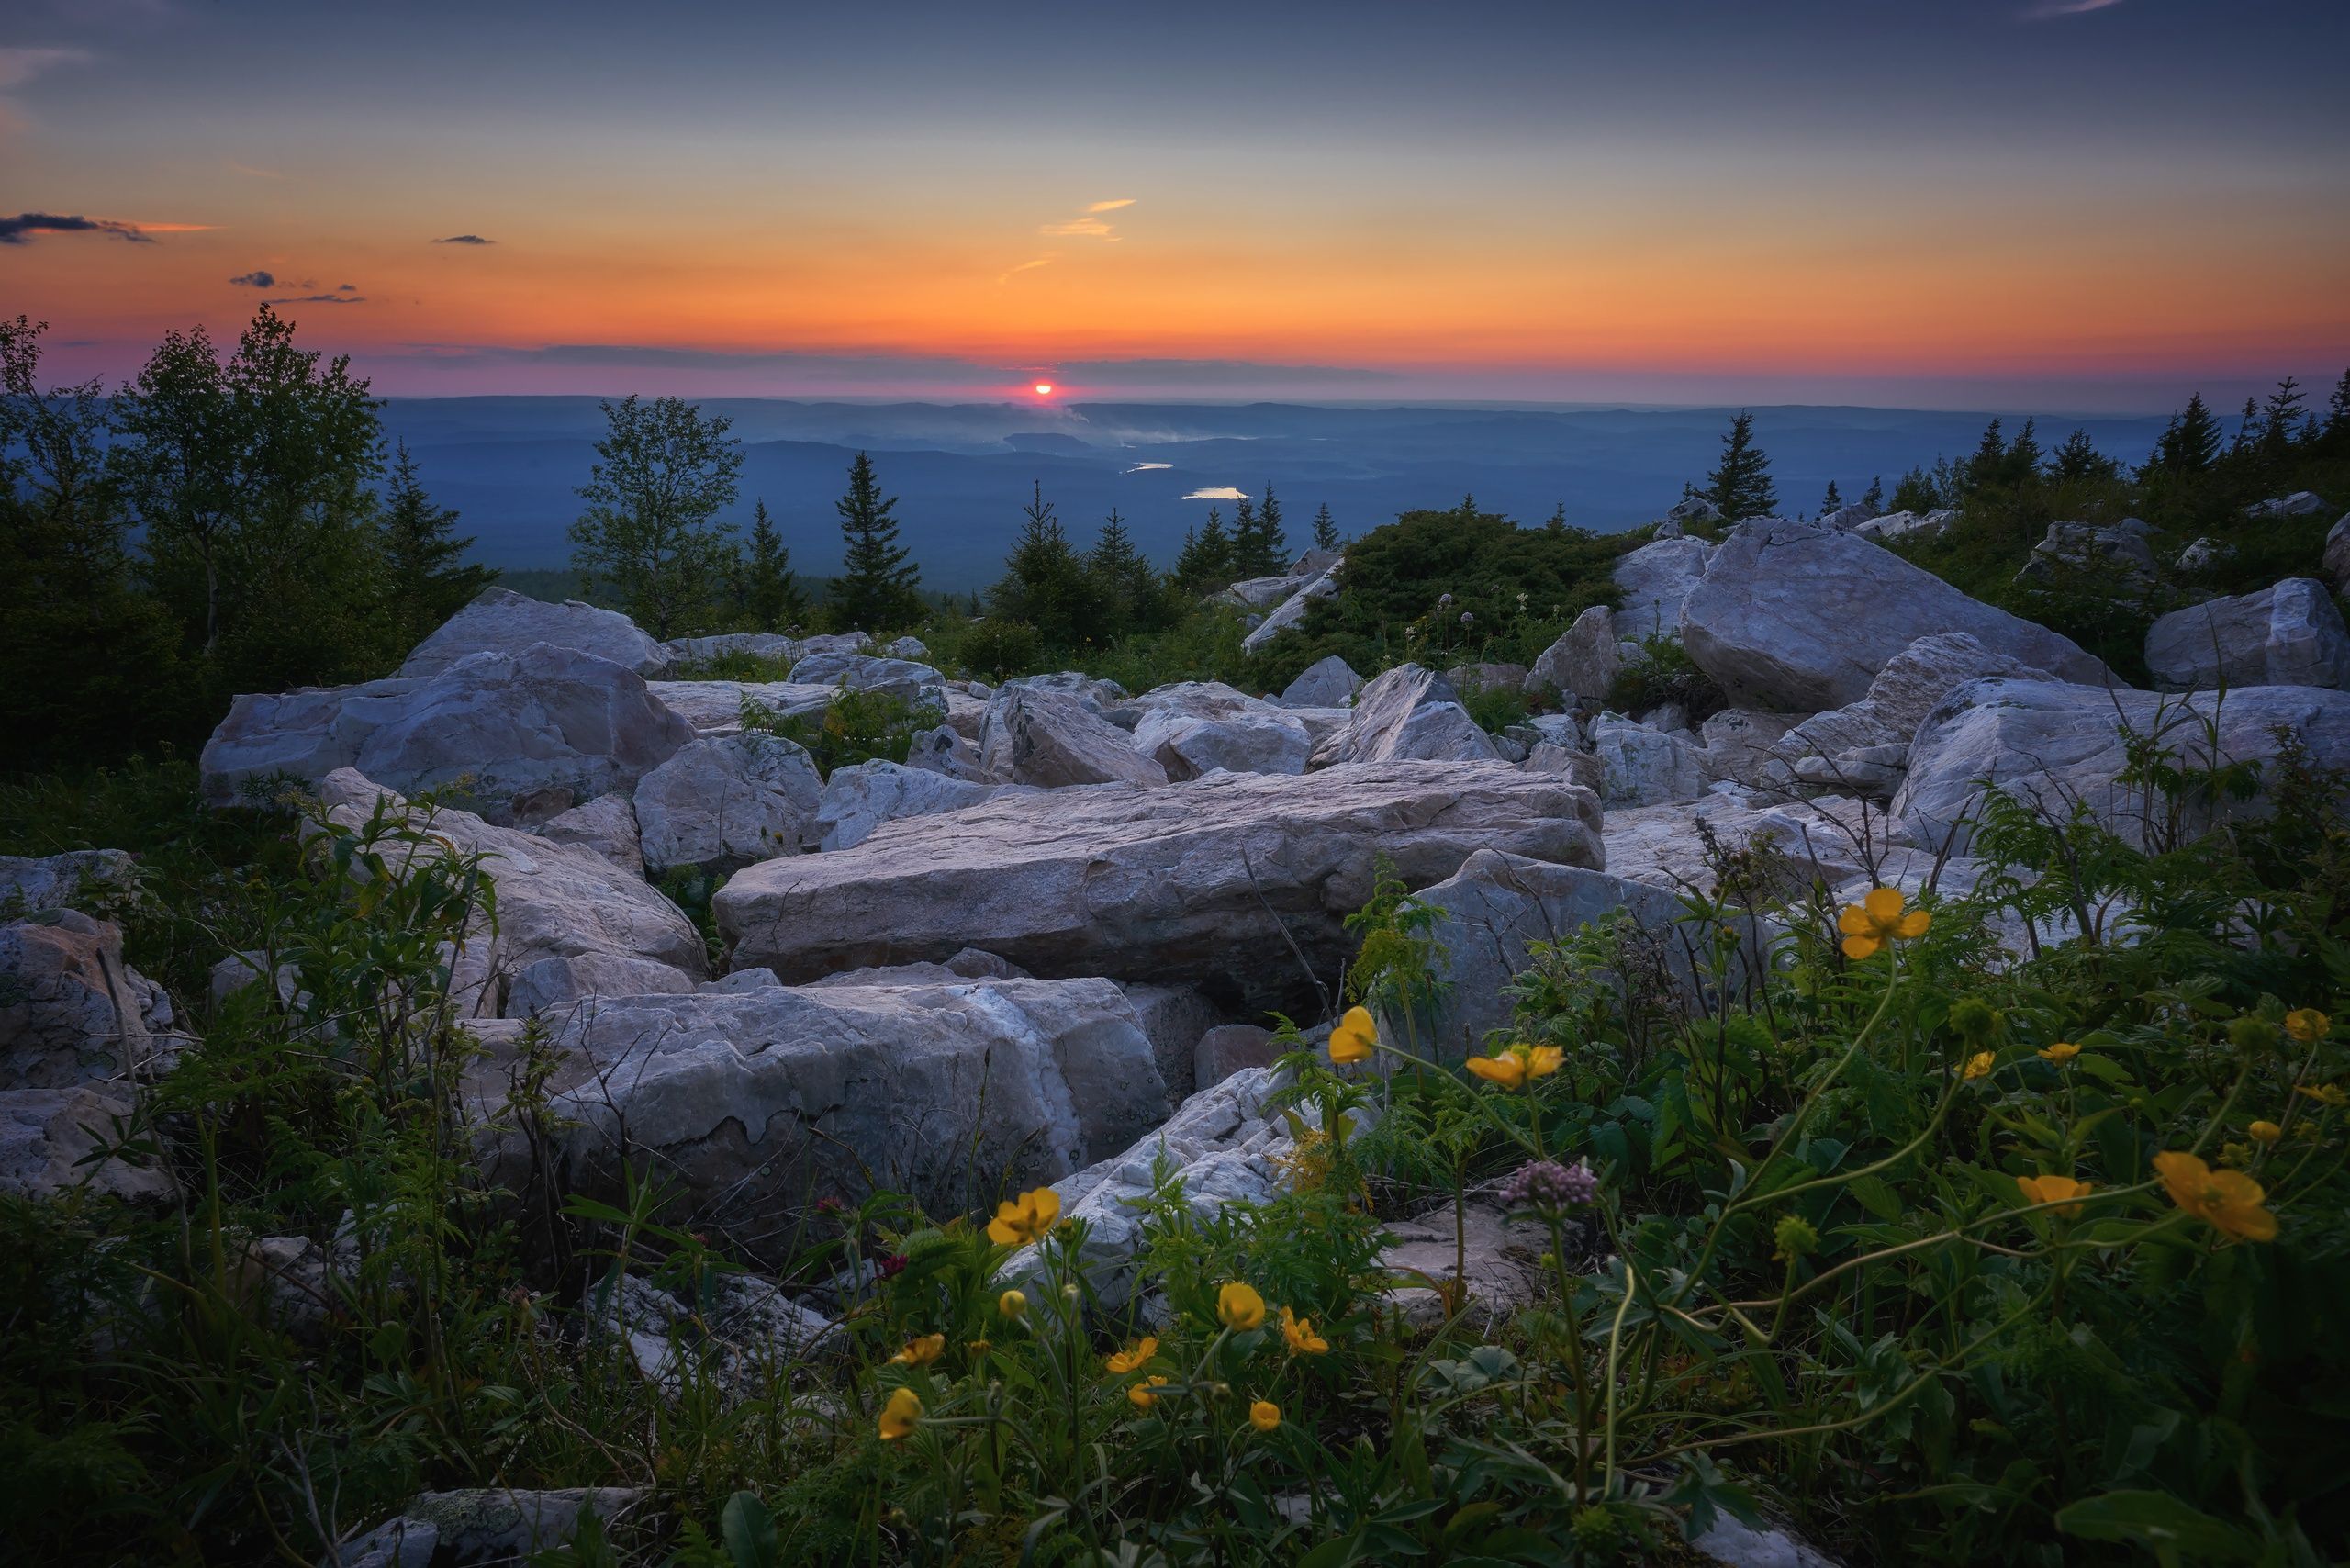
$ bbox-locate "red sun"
[1032,381,1055,397]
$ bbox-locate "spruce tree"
[1544,500,1567,532]
[735,498,805,632]
[1246,486,1289,575]
[1088,507,1165,629]
[1889,466,1939,513]
[1820,478,1843,514]
[1701,411,1776,520]
[1173,508,1236,592]
[2007,417,2042,477]
[2154,394,2221,474]
[2047,428,2119,486]
[2328,369,2350,438]
[1311,502,1341,552]
[990,481,1101,650]
[1862,476,1884,513]
[2260,376,2304,457]
[382,441,494,642]
[2231,397,2259,457]
[830,451,922,631]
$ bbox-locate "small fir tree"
[734,498,805,631]
[830,451,923,631]
[1701,411,1776,520]
[382,441,495,642]
[1311,502,1341,552]
[1820,478,1843,514]
[1862,475,1884,513]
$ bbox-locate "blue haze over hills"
[378,399,2175,591]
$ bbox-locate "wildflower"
[1772,1215,1818,1262]
[1497,1158,1599,1212]
[2153,1150,2277,1243]
[1127,1374,1169,1408]
[1438,592,1453,606]
[1949,998,2000,1043]
[2220,1142,2252,1168]
[966,1338,991,1354]
[875,1252,908,1280]
[1328,1005,1377,1064]
[2038,1042,2080,1064]
[1964,1051,1996,1082]
[1837,886,1930,960]
[1465,1041,1564,1091]
[1104,1335,1158,1374]
[1460,610,1473,626]
[986,1186,1062,1246]
[2249,1120,2283,1146]
[1249,1400,1282,1431]
[2016,1174,2093,1216]
[1280,1306,1330,1356]
[2294,1082,2346,1108]
[878,1386,923,1440]
[814,1195,845,1215]
[997,1289,1028,1320]
[890,1333,945,1367]
[1217,1281,1267,1331]
[2285,1008,2331,1044]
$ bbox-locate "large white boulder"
[2246,490,2328,521]
[1239,558,1342,655]
[399,587,667,678]
[1681,519,2112,711]
[811,759,1009,852]
[2324,514,2350,593]
[2,909,182,1092]
[632,734,824,874]
[659,631,801,668]
[979,685,1169,788]
[1606,790,1893,896]
[714,761,1603,1011]
[2017,521,2155,586]
[1611,535,1714,644]
[531,793,645,879]
[1526,605,1623,703]
[2143,578,2350,691]
[1768,632,2057,790]
[1278,655,1363,709]
[1127,683,1311,780]
[0,850,139,915]
[1309,665,1498,767]
[1852,508,1957,543]
[786,652,946,709]
[645,680,834,736]
[1591,714,1713,806]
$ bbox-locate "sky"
[5,0,2347,413]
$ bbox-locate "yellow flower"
[997,1289,1028,1319]
[1328,1005,1377,1064]
[2038,1042,2081,1064]
[2154,1150,2278,1243]
[2285,1008,2331,1044]
[890,1333,945,1367]
[1279,1305,1329,1356]
[1837,886,1931,960]
[1464,1041,1564,1091]
[1963,1051,1996,1082]
[1104,1335,1158,1374]
[986,1186,1062,1246]
[878,1385,923,1440]
[1127,1374,1168,1408]
[1249,1399,1281,1432]
[2015,1173,2093,1216]
[2249,1120,2283,1146]
[1217,1281,1267,1331]
[966,1338,991,1354]
[2295,1082,2346,1108]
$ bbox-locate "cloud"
[0,46,90,89]
[1039,216,1115,238]
[1085,198,1136,213]
[997,256,1056,283]
[0,211,155,244]
[2021,0,2123,17]
[432,233,495,245]
[228,270,275,288]
[264,289,364,305]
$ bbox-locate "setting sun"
[1033,382,1055,397]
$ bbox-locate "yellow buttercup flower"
[1837,886,1931,960]
[2038,1042,2081,1064]
[2154,1150,2277,1243]
[1464,1041,1564,1091]
[1217,1281,1267,1331]
[1963,1051,1996,1082]
[986,1186,1062,1246]
[966,1338,991,1354]
[2015,1173,2093,1216]
[2284,1008,2331,1044]
[2294,1082,2346,1108]
[1249,1399,1281,1432]
[1279,1305,1329,1356]
[1127,1374,1168,1408]
[878,1385,923,1440]
[997,1289,1028,1320]
[2248,1120,2282,1146]
[890,1333,945,1367]
[1328,1005,1377,1064]
[1104,1335,1158,1374]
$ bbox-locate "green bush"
[742,681,936,777]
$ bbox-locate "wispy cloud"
[997,255,1056,284]
[1039,197,1136,241]
[2021,0,2124,17]
[0,45,90,89]
[432,233,495,245]
[228,270,275,288]
[0,211,167,244]
[265,286,364,305]
[1085,198,1136,214]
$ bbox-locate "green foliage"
[1702,409,1776,520]
[990,482,1110,653]
[742,682,936,778]
[729,499,807,633]
[954,617,1044,682]
[568,394,744,638]
[1311,502,1342,553]
[382,440,498,647]
[1607,633,1726,722]
[829,451,923,633]
[1172,507,1238,595]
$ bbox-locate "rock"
[1791,744,1908,797]
[1606,790,1893,898]
[2016,520,2156,586]
[2177,536,2231,573]
[1381,1201,1550,1332]
[660,632,800,668]
[1665,496,1722,525]
[1278,655,1363,709]
[2325,514,2350,592]
[632,734,823,874]
[795,632,873,657]
[2246,490,2328,521]
[716,761,1604,1012]
[902,722,982,780]
[802,947,1029,988]
[786,652,947,709]
[204,644,697,825]
[1592,714,1712,806]
[1290,547,1344,578]
[0,850,139,916]
[2143,578,2350,691]
[498,975,1166,1244]
[1897,678,2350,851]
[1001,670,1127,711]
[397,587,667,679]
[1240,558,1342,655]
[1128,683,1311,780]
[590,1271,835,1394]
[0,1084,173,1202]
[811,759,1007,851]
[1521,742,1605,793]
[1,910,184,1091]
[1309,665,1498,767]
[1771,632,2056,770]
[317,770,706,1014]
[1651,517,1685,539]
[1117,982,1224,1105]
[1690,1516,1841,1568]
[1611,535,1714,644]
[979,686,1169,788]
[1445,661,1530,695]
[1639,701,1692,734]
[532,793,645,879]
[1852,508,1954,543]
[1681,519,2110,711]
[1195,1024,1278,1090]
[1697,709,1800,789]
[327,1488,644,1568]
[1224,573,1310,609]
[1526,605,1622,702]
[647,680,834,735]
[882,635,929,660]
[506,954,699,1016]
[1818,502,1874,531]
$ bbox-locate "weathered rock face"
[318,769,706,1015]
[1522,742,1605,794]
[591,1271,835,1394]
[2143,578,2350,691]
[2246,490,2328,521]
[1817,502,1875,532]
[1309,665,1498,767]
[1240,558,1342,655]
[1527,605,1621,701]
[715,761,1604,1011]
[1605,790,1893,898]
[2018,521,2156,586]
[1117,981,1224,1106]
[1,909,182,1091]
[1002,670,1127,711]
[532,793,645,879]
[497,975,1166,1248]
[0,850,138,915]
[1278,655,1362,709]
[1128,683,1311,780]
[1611,535,1714,644]
[645,680,833,736]
[1852,508,1957,543]
[1224,573,1310,609]
[632,734,823,874]
[659,632,801,668]
[2325,514,2350,593]
[1681,519,2111,711]
[1591,714,1713,807]
[979,686,1169,788]
[1665,496,1722,525]
[902,722,983,780]
[1896,678,2350,850]
[400,588,669,679]
[1769,632,2057,789]
[506,953,699,1017]
[786,652,947,708]
[1696,709,1799,790]
[331,1488,645,1568]
[811,759,1008,852]
[0,1084,174,1202]
[204,644,696,825]
[1194,1024,1278,1090]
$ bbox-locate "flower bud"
[1773,1214,1819,1262]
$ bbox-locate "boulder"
[1680,519,2110,711]
[1224,573,1310,609]
[1605,790,1892,898]
[1818,502,1874,531]
[902,722,983,780]
[2246,490,2328,521]
[660,632,800,669]
[2143,578,2350,691]
[1526,605,1621,702]
[532,793,645,879]
[785,652,946,709]
[1309,665,1498,767]
[1445,661,1530,695]
[1791,744,1908,798]
[2325,514,2350,593]
[1666,496,1722,525]
[1611,535,1714,644]
[979,686,1169,788]
[1521,742,1605,793]
[1896,678,2350,851]
[882,635,929,660]
[1771,632,2056,768]
[811,759,1007,852]
[1117,981,1224,1106]
[1001,670,1127,712]
[796,632,873,658]
[1240,558,1342,655]
[506,954,699,1017]
[716,761,1604,1011]
[2176,536,2231,574]
[1290,547,1344,578]
[646,680,834,736]
[397,587,667,679]
[591,1271,836,1394]
[204,644,696,825]
[1,910,183,1091]
[803,947,1028,989]
[632,734,823,874]
[329,1488,644,1568]
[1696,709,1800,790]
[1591,714,1713,806]
[0,1084,173,1203]
[1194,1024,1278,1090]
[0,850,138,916]
[1852,508,1956,543]
[1128,683,1311,780]
[1278,655,1363,709]
[2016,521,2156,586]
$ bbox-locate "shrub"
[742,681,935,777]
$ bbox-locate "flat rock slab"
[715,761,1603,1010]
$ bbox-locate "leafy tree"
[569,394,743,637]
[1701,410,1776,520]
[1889,466,1940,513]
[733,499,806,632]
[1862,475,1884,513]
[829,451,923,631]
[990,481,1103,650]
[2047,428,2121,486]
[381,441,494,646]
[1173,508,1236,593]
[1819,478,1843,514]
[1311,502,1341,552]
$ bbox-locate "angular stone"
[0,850,138,916]
[979,686,1169,788]
[1665,496,1722,525]
[1240,558,1342,655]
[632,734,823,874]
[1527,605,1621,702]
[2017,520,2156,586]
[786,652,947,708]
[1,910,183,1092]
[2246,490,2328,520]
[1195,1024,1277,1090]
[1309,665,1497,767]
[1521,742,1605,794]
[0,1084,173,1202]
[2143,578,2350,691]
[1592,714,1712,806]
[507,953,699,1016]
[1117,981,1224,1106]
[1611,535,1714,644]
[532,793,645,879]
[1605,790,1894,898]
[1382,1201,1550,1333]
[1697,709,1800,790]
[660,632,801,668]
[1852,508,1956,543]
[398,587,667,678]
[646,680,834,736]
[1224,573,1309,609]
[902,722,983,780]
[1001,670,1127,711]
[2325,514,2350,593]
[1128,683,1311,780]
[1278,655,1363,709]
[812,759,1008,852]
[1772,632,2055,768]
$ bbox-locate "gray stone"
[660,632,800,669]
[1697,709,1800,789]
[1665,496,1722,525]
[1772,632,2056,770]
[1852,508,1955,543]
[902,722,982,780]
[1309,665,1497,767]
[882,635,929,660]
[1278,655,1363,709]
[1240,558,1343,655]
[632,734,823,874]
[1605,790,1896,898]
[506,954,699,1016]
[1612,535,1714,644]
[532,793,644,879]
[1117,981,1224,1106]
[1592,714,1712,806]
[979,686,1169,788]
[1001,670,1127,711]
[802,947,1029,989]
[1818,502,1874,531]
[2246,490,2328,521]
[2,910,183,1092]
[328,1488,643,1568]
[2325,514,2350,593]
[2177,536,2231,573]
[1382,1201,1550,1333]
[0,1084,171,1203]
[1128,683,1311,779]
[785,652,947,709]
[1195,1024,1278,1090]
[1224,573,1310,609]
[1792,745,1908,798]
[0,850,139,916]
[1527,605,1622,702]
[1690,1516,1841,1568]
[1521,742,1605,793]
[646,679,834,736]
[2143,578,2350,691]
[812,759,1008,851]
[590,1271,835,1394]
[2017,521,2156,585]
[1290,547,1344,577]
[398,587,666,679]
